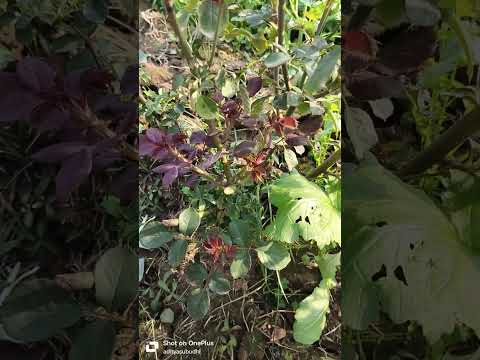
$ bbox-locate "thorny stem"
[286,0,335,115]
[207,0,225,68]
[169,147,217,182]
[277,0,290,91]
[400,107,480,176]
[163,0,196,72]
[71,101,139,162]
[307,148,340,179]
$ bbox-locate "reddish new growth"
[269,114,299,135]
[243,149,272,183]
[204,234,236,262]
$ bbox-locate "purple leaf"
[233,141,256,157]
[16,57,56,93]
[298,115,323,136]
[56,149,93,200]
[146,128,165,143]
[153,164,180,188]
[241,117,261,128]
[32,142,91,163]
[110,164,137,203]
[285,133,308,146]
[190,131,207,144]
[247,76,262,97]
[198,152,223,169]
[120,65,139,95]
[0,90,43,123]
[185,175,200,187]
[30,103,70,131]
[93,140,121,170]
[211,90,224,104]
[348,73,405,100]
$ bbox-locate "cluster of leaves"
[0,247,137,358]
[139,0,341,349]
[0,1,139,359]
[343,0,480,357]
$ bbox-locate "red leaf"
[279,116,298,129]
[343,31,375,58]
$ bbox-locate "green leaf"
[198,0,228,40]
[293,282,330,345]
[0,279,81,343]
[343,157,480,342]
[229,219,251,246]
[208,272,230,295]
[376,0,406,27]
[94,247,137,312]
[405,0,441,26]
[187,288,210,320]
[69,320,115,360]
[264,173,340,248]
[230,249,252,279]
[196,96,218,120]
[160,308,175,324]
[284,148,298,171]
[304,46,340,94]
[0,46,15,70]
[83,0,108,24]
[179,208,201,235]
[316,253,341,281]
[168,239,188,267]
[264,52,290,68]
[139,221,173,249]
[186,263,208,285]
[368,98,394,121]
[221,79,236,98]
[256,242,291,271]
[345,106,378,160]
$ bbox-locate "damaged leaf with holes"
[343,156,480,342]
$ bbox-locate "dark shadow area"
[342,0,480,359]
[0,1,139,359]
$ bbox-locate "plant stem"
[277,0,290,91]
[163,0,196,72]
[307,148,340,179]
[207,0,225,68]
[286,0,335,116]
[71,101,139,162]
[316,0,335,36]
[400,107,480,176]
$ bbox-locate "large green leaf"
[139,221,173,249]
[264,52,290,68]
[179,208,201,235]
[198,0,228,40]
[187,288,210,320]
[0,279,81,343]
[230,249,252,279]
[264,173,340,248]
[293,281,330,345]
[195,95,218,120]
[256,242,290,270]
[304,46,340,94]
[69,320,115,360]
[343,156,480,342]
[94,247,138,312]
[229,219,251,246]
[83,0,107,24]
[168,239,188,267]
[186,263,208,286]
[208,272,230,295]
